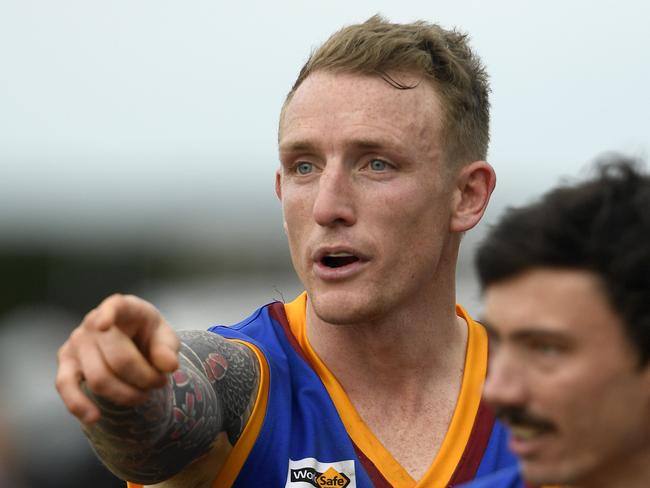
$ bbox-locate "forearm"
[80,330,259,484]
[82,345,224,483]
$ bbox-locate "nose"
[312,165,356,227]
[483,349,528,409]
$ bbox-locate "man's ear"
[450,160,496,233]
[275,169,289,234]
[275,169,282,201]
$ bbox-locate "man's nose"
[483,350,528,408]
[312,166,356,227]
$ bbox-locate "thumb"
[147,320,180,373]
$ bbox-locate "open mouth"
[509,424,551,440]
[495,407,556,441]
[321,253,360,268]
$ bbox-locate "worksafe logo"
[286,458,356,487]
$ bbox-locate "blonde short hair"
[284,15,490,166]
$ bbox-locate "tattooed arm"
[82,330,260,484]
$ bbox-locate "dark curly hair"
[476,155,650,364]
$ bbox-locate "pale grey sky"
[1,0,649,252]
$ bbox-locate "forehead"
[279,71,443,152]
[484,268,632,349]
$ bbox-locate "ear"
[275,169,289,234]
[450,160,496,233]
[275,169,282,201]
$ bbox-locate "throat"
[303,302,470,482]
[350,387,459,481]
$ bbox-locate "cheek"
[379,180,451,225]
[372,203,451,278]
[537,367,638,436]
[394,201,452,250]
[282,191,312,227]
[281,196,310,257]
[521,366,587,429]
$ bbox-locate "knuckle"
[85,374,110,396]
[66,398,88,418]
[54,374,66,394]
[56,342,69,362]
[110,353,138,376]
[68,327,86,347]
[55,360,79,393]
[82,308,97,324]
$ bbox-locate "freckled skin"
[277,71,456,327]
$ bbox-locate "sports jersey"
[459,466,524,487]
[459,465,560,488]
[129,292,515,487]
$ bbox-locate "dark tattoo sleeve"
[82,330,260,484]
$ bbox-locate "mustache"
[493,406,556,431]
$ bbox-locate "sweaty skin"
[82,330,260,485]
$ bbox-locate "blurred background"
[1,1,649,486]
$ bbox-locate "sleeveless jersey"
[129,293,516,487]
[459,466,524,488]
[459,465,561,488]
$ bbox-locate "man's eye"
[530,341,562,355]
[296,162,313,175]
[369,159,388,171]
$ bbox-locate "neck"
[305,278,468,395]
[568,447,650,488]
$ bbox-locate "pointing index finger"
[148,320,180,373]
[90,294,161,337]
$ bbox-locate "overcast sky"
[1,0,649,252]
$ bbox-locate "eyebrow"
[479,318,571,343]
[278,140,317,154]
[279,137,397,155]
[508,329,570,343]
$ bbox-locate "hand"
[56,294,180,424]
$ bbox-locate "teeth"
[510,425,542,440]
[328,252,353,257]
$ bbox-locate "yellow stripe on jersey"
[419,305,487,487]
[283,292,488,488]
[210,339,269,487]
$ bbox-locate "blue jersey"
[460,466,524,488]
[460,465,561,488]
[130,293,516,487]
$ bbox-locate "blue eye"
[535,344,559,354]
[369,159,387,171]
[529,340,564,356]
[296,162,313,175]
